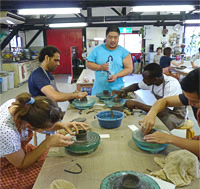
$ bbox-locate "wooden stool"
[177,120,195,139]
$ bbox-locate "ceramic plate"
[65,131,100,154]
[100,171,160,189]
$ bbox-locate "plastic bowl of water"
[95,110,125,129]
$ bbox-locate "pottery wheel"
[65,131,100,154]
[96,92,113,101]
[72,98,95,109]
[132,129,168,153]
[105,98,126,108]
[100,171,160,189]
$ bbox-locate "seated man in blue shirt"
[28,46,87,102]
[86,26,133,95]
[140,68,200,158]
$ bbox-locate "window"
[119,34,142,53]
[185,26,200,56]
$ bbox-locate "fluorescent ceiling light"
[6,19,15,24]
[185,20,200,24]
[94,38,104,40]
[131,5,194,12]
[49,23,87,28]
[18,8,80,15]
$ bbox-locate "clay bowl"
[80,97,88,103]
[103,90,109,96]
[76,130,87,141]
[120,174,141,189]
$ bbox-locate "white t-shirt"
[0,99,29,157]
[138,74,182,98]
[153,54,162,64]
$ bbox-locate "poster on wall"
[144,25,154,39]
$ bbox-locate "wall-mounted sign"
[119,27,132,33]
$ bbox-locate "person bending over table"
[113,63,187,131]
[159,47,184,75]
[28,46,87,102]
[0,92,88,189]
[139,68,200,159]
[190,47,200,69]
[86,26,133,95]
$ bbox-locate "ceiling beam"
[0,24,24,50]
[25,29,43,48]
[111,8,122,16]
[25,14,200,25]
[1,0,197,10]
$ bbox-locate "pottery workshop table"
[76,69,95,91]
[33,97,199,189]
[170,61,194,78]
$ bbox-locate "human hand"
[100,63,109,71]
[107,74,117,82]
[180,59,184,64]
[76,92,88,99]
[125,100,139,110]
[46,134,74,148]
[143,131,171,144]
[192,65,198,69]
[112,90,127,98]
[138,115,156,135]
[62,122,89,135]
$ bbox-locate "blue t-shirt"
[28,67,54,97]
[87,44,130,95]
[159,56,172,68]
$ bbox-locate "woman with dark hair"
[159,47,184,74]
[139,68,200,159]
[0,93,87,188]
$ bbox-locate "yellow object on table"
[177,120,195,139]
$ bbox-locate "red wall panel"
[46,29,82,74]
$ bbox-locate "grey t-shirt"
[154,54,162,64]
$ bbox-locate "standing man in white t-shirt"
[190,47,200,69]
[113,63,187,130]
[153,47,162,64]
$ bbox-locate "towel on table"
[150,150,199,187]
[49,179,76,189]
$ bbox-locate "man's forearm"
[123,83,140,93]
[115,68,132,78]
[148,98,168,117]
[134,101,151,112]
[86,61,101,71]
[49,92,79,102]
[169,135,200,158]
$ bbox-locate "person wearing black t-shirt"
[139,68,200,158]
[159,47,184,74]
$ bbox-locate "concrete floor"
[0,73,199,145]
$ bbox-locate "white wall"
[25,30,44,47]
[145,26,184,54]
[86,26,184,58]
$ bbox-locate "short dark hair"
[180,68,200,98]
[156,47,162,52]
[199,47,200,52]
[39,46,60,63]
[106,26,120,36]
[163,47,172,56]
[143,63,163,78]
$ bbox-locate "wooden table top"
[33,97,199,189]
